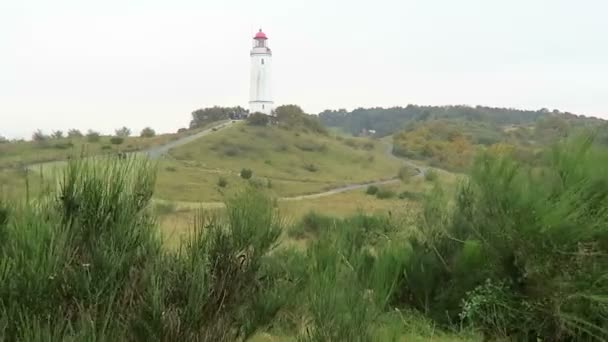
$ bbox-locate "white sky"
[1,0,607,139]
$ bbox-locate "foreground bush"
[0,156,284,341]
[400,134,608,340]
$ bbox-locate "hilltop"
[155,119,402,202]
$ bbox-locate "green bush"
[110,136,124,145]
[376,189,396,199]
[287,211,334,239]
[165,166,177,172]
[398,165,416,182]
[398,134,608,340]
[303,163,318,172]
[366,185,379,195]
[247,112,270,126]
[140,127,156,138]
[217,176,228,187]
[240,168,253,179]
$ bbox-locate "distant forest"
[319,105,608,172]
[318,105,605,137]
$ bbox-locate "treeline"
[319,105,605,137]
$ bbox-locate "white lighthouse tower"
[249,29,273,115]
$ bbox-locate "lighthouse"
[249,29,273,115]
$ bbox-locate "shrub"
[424,169,438,181]
[140,127,156,138]
[218,176,228,188]
[110,136,124,145]
[165,166,177,172]
[240,168,253,179]
[0,136,7,143]
[51,130,64,139]
[177,127,187,133]
[86,129,101,142]
[223,146,240,157]
[247,112,270,126]
[398,134,608,340]
[366,185,379,195]
[375,189,396,199]
[303,163,318,172]
[101,145,112,150]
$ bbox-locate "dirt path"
[145,120,235,159]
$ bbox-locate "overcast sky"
[1,0,607,139]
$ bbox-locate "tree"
[115,127,131,137]
[32,130,48,142]
[110,136,124,145]
[86,130,101,142]
[67,129,83,138]
[0,136,7,144]
[247,113,270,126]
[51,130,64,139]
[140,127,156,138]
[190,106,247,128]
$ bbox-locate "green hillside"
[155,122,402,202]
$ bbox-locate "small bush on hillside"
[0,136,7,143]
[165,166,177,172]
[366,185,379,195]
[217,176,228,188]
[247,112,270,126]
[376,189,396,199]
[223,146,240,157]
[240,168,253,179]
[424,169,438,181]
[264,159,272,165]
[110,136,124,145]
[101,145,112,150]
[287,211,334,239]
[303,163,318,172]
[177,127,187,133]
[86,129,101,142]
[140,127,156,138]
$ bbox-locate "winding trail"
[154,135,428,209]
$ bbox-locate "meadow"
[1,133,605,341]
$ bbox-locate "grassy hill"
[155,122,402,202]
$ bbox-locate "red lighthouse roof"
[254,29,268,40]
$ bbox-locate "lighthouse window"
[261,58,264,65]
